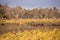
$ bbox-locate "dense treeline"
[0,4,60,19]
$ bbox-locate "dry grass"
[3,19,60,24]
[0,28,60,40]
[0,19,60,40]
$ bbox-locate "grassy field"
[3,19,60,24]
[0,19,60,40]
[0,28,60,40]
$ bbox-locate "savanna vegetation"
[0,4,60,40]
[0,4,60,19]
[0,28,60,40]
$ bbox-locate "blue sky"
[0,0,60,9]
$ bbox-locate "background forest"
[0,4,60,19]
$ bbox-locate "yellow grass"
[0,28,60,40]
[0,19,60,40]
[3,19,60,24]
